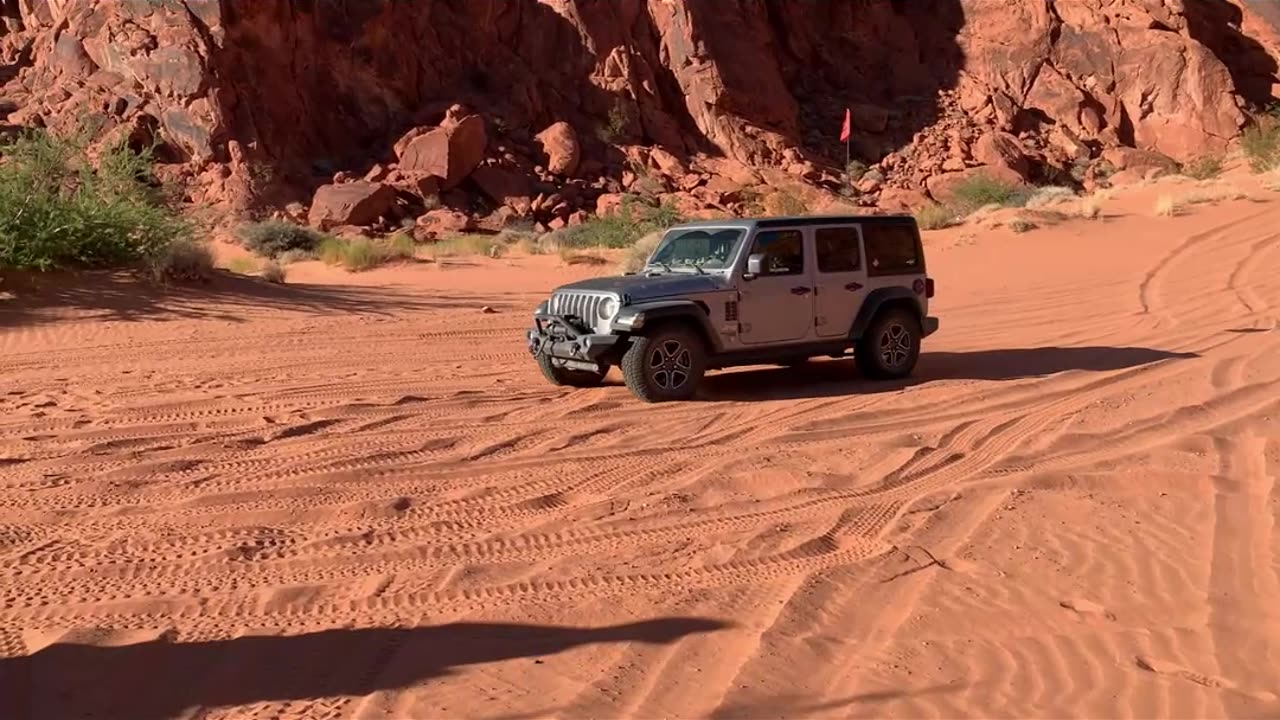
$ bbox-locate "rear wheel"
[856,307,922,380]
[536,353,607,388]
[621,323,707,402]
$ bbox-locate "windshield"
[646,228,746,272]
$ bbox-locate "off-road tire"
[856,307,922,380]
[621,323,707,402]
[536,352,607,388]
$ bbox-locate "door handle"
[845,282,864,291]
[790,286,812,295]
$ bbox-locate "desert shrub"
[1181,155,1224,180]
[948,173,1030,214]
[316,235,348,265]
[0,129,189,272]
[260,260,287,284]
[1008,218,1037,234]
[148,238,214,283]
[1241,114,1280,173]
[336,238,386,271]
[238,220,326,258]
[762,191,808,216]
[553,198,684,250]
[914,202,958,230]
[277,248,314,265]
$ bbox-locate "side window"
[816,227,862,273]
[863,223,922,276]
[748,229,804,276]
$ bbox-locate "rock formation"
[0,0,1277,230]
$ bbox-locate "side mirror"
[744,253,765,280]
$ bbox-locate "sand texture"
[2,173,1280,719]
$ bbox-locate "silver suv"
[526,214,939,402]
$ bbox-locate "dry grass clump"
[913,202,959,230]
[1154,194,1183,217]
[1024,186,1077,209]
[148,238,214,283]
[317,233,420,271]
[260,260,287,284]
[620,230,665,273]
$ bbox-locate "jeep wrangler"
[525,214,939,402]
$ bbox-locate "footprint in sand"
[1059,597,1117,621]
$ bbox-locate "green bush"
[948,173,1030,213]
[238,220,326,258]
[0,129,189,272]
[1241,115,1280,173]
[553,197,684,250]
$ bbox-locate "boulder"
[877,187,931,213]
[308,182,397,230]
[414,208,474,240]
[470,165,533,215]
[534,121,580,177]
[397,114,487,190]
[973,131,1031,180]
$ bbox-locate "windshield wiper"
[647,261,672,274]
[691,262,707,275]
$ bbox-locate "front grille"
[550,291,606,325]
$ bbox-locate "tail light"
[925,278,935,298]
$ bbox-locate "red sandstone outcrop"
[0,0,1276,223]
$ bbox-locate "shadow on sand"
[697,345,1200,402]
[0,269,517,327]
[0,618,730,720]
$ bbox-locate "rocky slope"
[1,0,1277,235]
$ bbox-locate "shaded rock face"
[0,0,1277,214]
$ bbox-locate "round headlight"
[598,298,619,320]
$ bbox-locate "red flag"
[839,108,852,143]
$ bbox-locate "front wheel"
[536,353,607,388]
[621,324,707,402]
[856,307,922,380]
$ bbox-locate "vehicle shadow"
[695,346,1200,402]
[0,618,729,720]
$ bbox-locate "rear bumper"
[923,316,939,337]
[526,313,622,364]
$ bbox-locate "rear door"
[812,224,868,338]
[862,221,928,317]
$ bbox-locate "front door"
[736,227,814,345]
[812,225,868,338]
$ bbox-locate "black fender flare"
[848,287,924,340]
[612,300,722,353]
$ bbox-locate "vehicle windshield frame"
[643,226,748,274]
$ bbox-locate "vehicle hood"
[555,273,730,302]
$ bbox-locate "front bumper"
[923,316,940,337]
[527,313,622,368]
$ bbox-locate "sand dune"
[2,171,1280,719]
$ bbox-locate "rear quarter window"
[863,223,924,276]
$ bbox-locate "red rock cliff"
[1,0,1277,220]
